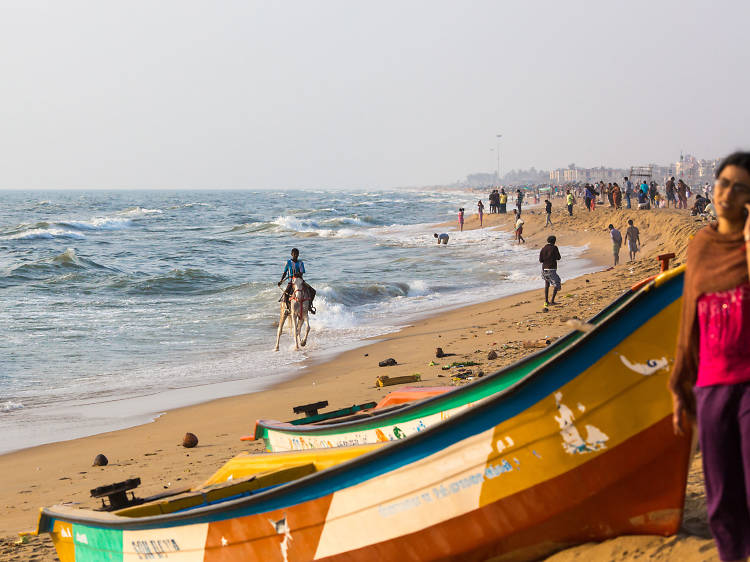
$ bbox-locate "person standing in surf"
[513,209,525,244]
[477,200,484,227]
[458,208,464,231]
[670,152,750,562]
[278,247,316,314]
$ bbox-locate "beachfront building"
[549,156,721,189]
[549,165,628,184]
[674,154,720,185]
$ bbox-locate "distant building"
[549,165,627,184]
[674,154,720,185]
[548,155,720,187]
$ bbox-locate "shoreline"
[0,205,598,458]
[0,203,716,561]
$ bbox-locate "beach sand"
[0,201,719,561]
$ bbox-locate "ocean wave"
[317,279,434,307]
[3,248,118,283]
[57,217,132,231]
[0,401,23,413]
[228,221,275,234]
[6,228,86,240]
[118,207,164,216]
[320,216,377,227]
[126,268,230,295]
[271,214,380,238]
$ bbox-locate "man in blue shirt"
[278,248,316,313]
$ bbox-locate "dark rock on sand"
[378,358,397,367]
[182,432,199,448]
[92,454,108,467]
[435,347,445,358]
[487,350,498,360]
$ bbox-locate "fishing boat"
[36,265,692,561]
[254,280,643,452]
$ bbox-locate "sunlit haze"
[1,0,748,189]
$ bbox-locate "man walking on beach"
[566,189,574,216]
[608,224,622,266]
[539,235,562,306]
[544,198,553,227]
[625,219,640,261]
[624,177,634,209]
[515,189,524,215]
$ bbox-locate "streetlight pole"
[496,134,502,184]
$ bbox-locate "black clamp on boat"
[90,478,143,511]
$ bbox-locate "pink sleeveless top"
[695,283,750,387]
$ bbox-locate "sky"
[0,0,748,189]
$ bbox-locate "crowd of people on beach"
[568,175,717,218]
[447,152,750,560]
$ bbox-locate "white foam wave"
[1,401,23,413]
[272,215,321,234]
[407,280,430,296]
[320,216,375,227]
[311,296,362,329]
[8,228,86,240]
[58,217,132,230]
[118,207,164,216]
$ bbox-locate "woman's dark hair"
[716,151,750,178]
[291,248,299,255]
[547,235,556,244]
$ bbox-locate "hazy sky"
[1,1,748,189]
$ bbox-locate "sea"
[0,189,597,454]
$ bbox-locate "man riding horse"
[278,247,316,314]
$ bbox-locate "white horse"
[273,277,311,351]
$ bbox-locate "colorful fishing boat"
[254,282,642,452]
[37,265,692,561]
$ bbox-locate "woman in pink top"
[670,152,750,561]
[458,208,464,232]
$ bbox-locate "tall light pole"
[496,134,503,184]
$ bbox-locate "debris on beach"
[378,358,397,367]
[435,347,445,358]
[566,318,595,333]
[375,374,420,387]
[487,350,498,360]
[92,454,108,467]
[523,338,554,349]
[182,433,199,448]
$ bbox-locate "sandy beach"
[0,200,719,561]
